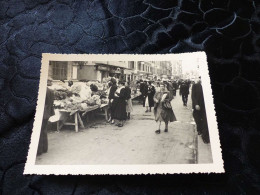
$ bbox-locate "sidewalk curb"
[194,124,198,164]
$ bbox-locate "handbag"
[163,101,172,109]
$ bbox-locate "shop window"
[52,61,68,80]
[129,61,134,69]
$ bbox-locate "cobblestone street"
[36,90,212,165]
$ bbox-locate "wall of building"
[77,65,97,81]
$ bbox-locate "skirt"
[126,98,133,113]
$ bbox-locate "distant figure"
[179,80,190,106]
[191,77,210,144]
[155,82,160,92]
[37,79,55,155]
[172,80,178,96]
[125,82,133,119]
[166,81,174,100]
[142,81,148,109]
[153,84,177,134]
[139,80,145,104]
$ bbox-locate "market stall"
[48,79,142,132]
[48,80,109,132]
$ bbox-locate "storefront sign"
[96,65,109,71]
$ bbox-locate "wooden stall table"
[54,103,116,132]
[56,105,100,132]
[99,104,109,121]
[56,109,85,133]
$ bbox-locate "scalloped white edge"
[24,52,224,175]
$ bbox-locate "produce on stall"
[52,81,108,113]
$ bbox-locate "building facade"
[48,61,128,82]
[49,60,176,82]
[171,60,182,79]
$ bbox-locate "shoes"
[111,120,115,124]
[164,129,168,132]
[145,110,148,113]
[155,130,161,134]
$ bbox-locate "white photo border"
[24,52,224,175]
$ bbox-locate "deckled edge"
[24,52,224,175]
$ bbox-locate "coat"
[113,87,127,120]
[125,86,133,113]
[142,84,148,106]
[108,84,117,100]
[139,82,147,95]
[38,87,54,155]
[191,82,205,112]
[153,91,177,123]
[143,85,155,107]
[43,88,55,119]
[179,83,190,96]
[167,82,175,99]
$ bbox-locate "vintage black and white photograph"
[25,53,223,175]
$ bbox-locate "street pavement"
[36,90,213,165]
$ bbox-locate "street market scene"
[36,59,213,165]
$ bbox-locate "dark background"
[0,0,260,194]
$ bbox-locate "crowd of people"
[105,77,209,143]
[37,76,210,155]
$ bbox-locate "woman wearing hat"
[113,80,127,127]
[153,83,177,134]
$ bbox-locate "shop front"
[124,69,134,82]
[109,67,124,80]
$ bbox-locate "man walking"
[179,80,190,106]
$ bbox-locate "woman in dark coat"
[153,83,177,134]
[113,81,127,127]
[144,81,155,112]
[108,78,117,124]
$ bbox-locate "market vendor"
[68,80,73,87]
[90,84,98,95]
